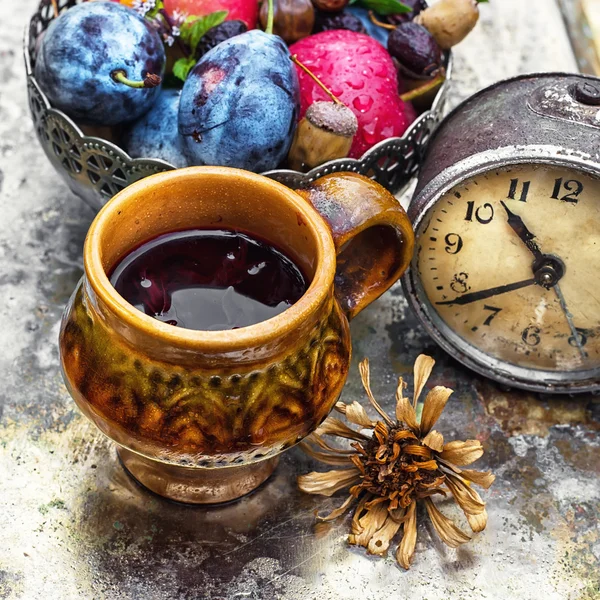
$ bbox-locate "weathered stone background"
[0,1,598,599]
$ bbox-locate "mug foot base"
[118,447,279,504]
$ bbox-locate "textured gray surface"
[1,1,599,599]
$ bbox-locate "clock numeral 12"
[550,178,583,203]
[507,178,530,202]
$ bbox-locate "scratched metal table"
[1,1,599,598]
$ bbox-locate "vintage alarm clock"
[402,73,600,394]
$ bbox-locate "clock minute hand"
[436,278,537,306]
[500,201,543,260]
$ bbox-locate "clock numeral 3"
[465,201,494,224]
[507,178,530,202]
[444,233,463,254]
[550,178,583,203]
[568,327,588,348]
[522,325,541,346]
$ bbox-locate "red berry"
[163,0,258,29]
[289,30,415,158]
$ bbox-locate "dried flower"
[298,355,495,569]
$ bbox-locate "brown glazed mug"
[59,167,414,504]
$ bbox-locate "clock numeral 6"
[444,233,463,254]
[522,325,541,346]
[550,178,583,203]
[464,201,494,224]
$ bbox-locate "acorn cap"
[305,101,358,138]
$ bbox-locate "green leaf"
[173,56,197,82]
[356,0,412,15]
[144,0,165,20]
[180,10,228,55]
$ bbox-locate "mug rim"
[83,167,337,352]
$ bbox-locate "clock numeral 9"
[521,325,541,346]
[550,178,583,203]
[464,201,494,224]
[444,233,463,254]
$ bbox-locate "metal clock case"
[402,72,600,394]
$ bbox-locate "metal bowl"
[25,0,452,211]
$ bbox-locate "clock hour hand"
[500,201,543,260]
[436,278,537,306]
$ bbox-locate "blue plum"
[35,2,165,126]
[178,30,299,172]
[123,88,188,168]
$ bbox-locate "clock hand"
[436,278,537,306]
[500,201,543,260]
[553,283,587,360]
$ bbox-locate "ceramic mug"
[59,167,414,503]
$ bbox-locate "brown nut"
[260,0,315,44]
[288,101,358,172]
[311,0,350,12]
[415,0,479,49]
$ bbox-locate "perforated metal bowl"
[25,0,452,211]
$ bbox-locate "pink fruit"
[163,0,258,29]
[289,30,416,158]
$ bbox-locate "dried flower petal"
[305,432,355,455]
[459,468,496,489]
[420,386,453,434]
[350,502,388,547]
[317,494,356,522]
[395,387,420,432]
[343,401,375,428]
[412,354,435,408]
[422,430,444,452]
[396,500,417,569]
[439,440,484,466]
[445,474,486,515]
[368,514,402,556]
[359,359,395,426]
[466,507,488,532]
[424,498,471,548]
[299,441,355,466]
[298,468,360,497]
[315,417,369,441]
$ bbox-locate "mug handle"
[297,173,415,320]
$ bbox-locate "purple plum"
[34,2,165,126]
[123,88,188,168]
[178,30,299,172]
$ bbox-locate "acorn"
[288,101,358,171]
[288,55,357,172]
[414,0,479,49]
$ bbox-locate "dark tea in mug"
[110,229,308,331]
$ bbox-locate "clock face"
[413,163,600,382]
